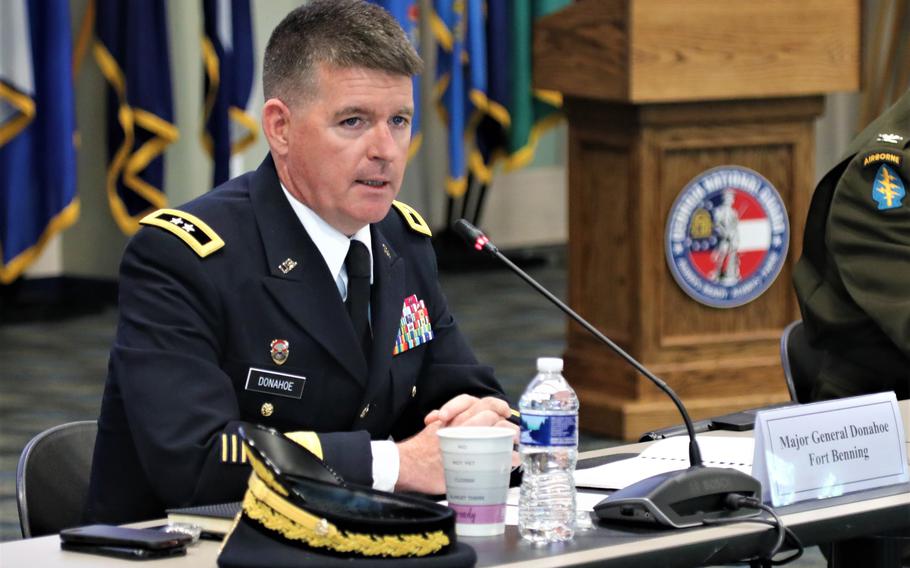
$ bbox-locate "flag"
[202,0,256,187]
[431,0,488,198]
[0,0,79,284]
[475,0,569,179]
[94,0,177,235]
[368,0,422,160]
[505,0,568,169]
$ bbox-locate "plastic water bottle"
[518,357,579,544]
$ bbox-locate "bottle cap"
[536,357,563,373]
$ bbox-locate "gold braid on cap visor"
[242,474,451,557]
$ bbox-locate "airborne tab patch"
[140,208,224,257]
[871,164,906,211]
[391,200,432,237]
[862,151,903,169]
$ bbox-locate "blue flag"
[475,0,569,179]
[94,0,177,235]
[0,0,79,284]
[432,0,488,198]
[367,0,422,160]
[202,0,256,187]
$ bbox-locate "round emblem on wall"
[665,166,789,308]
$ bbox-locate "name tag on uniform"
[244,367,306,399]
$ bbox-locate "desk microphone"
[453,219,761,529]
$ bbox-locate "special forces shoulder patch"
[871,164,906,211]
[391,200,432,237]
[140,208,225,257]
[665,166,789,309]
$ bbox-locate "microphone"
[452,219,761,529]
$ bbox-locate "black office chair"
[779,320,823,404]
[16,420,97,538]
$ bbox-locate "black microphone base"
[594,466,762,528]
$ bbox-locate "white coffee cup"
[437,426,514,536]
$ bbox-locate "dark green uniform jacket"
[85,156,506,524]
[794,89,910,401]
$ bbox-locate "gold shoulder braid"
[232,423,457,559]
[139,208,224,257]
[391,200,432,237]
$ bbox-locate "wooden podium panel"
[562,98,823,438]
[533,0,860,103]
[533,0,859,440]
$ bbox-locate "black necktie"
[344,240,372,358]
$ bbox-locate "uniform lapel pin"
[279,258,298,274]
[270,339,290,365]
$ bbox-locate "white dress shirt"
[280,184,399,491]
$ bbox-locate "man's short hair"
[263,0,423,104]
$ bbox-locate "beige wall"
[24,0,868,279]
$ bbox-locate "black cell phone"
[61,541,187,560]
[60,524,192,550]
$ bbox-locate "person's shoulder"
[132,172,255,259]
[137,207,226,259]
[380,200,433,241]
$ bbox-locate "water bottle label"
[520,412,577,447]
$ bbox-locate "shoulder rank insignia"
[391,200,432,237]
[862,151,902,169]
[871,164,906,211]
[140,208,225,257]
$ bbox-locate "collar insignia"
[382,243,391,258]
[876,133,904,144]
[279,258,297,274]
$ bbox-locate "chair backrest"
[780,320,823,404]
[16,420,97,538]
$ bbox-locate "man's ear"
[261,98,291,156]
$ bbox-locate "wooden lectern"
[534,0,860,439]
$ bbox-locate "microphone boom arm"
[452,219,764,529]
[483,239,702,467]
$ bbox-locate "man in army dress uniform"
[86,0,517,524]
[794,88,910,402]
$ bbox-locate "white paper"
[753,391,908,506]
[573,435,754,490]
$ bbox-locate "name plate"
[752,392,908,506]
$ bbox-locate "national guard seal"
[665,166,789,308]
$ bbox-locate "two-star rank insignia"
[872,164,906,211]
[139,208,224,257]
